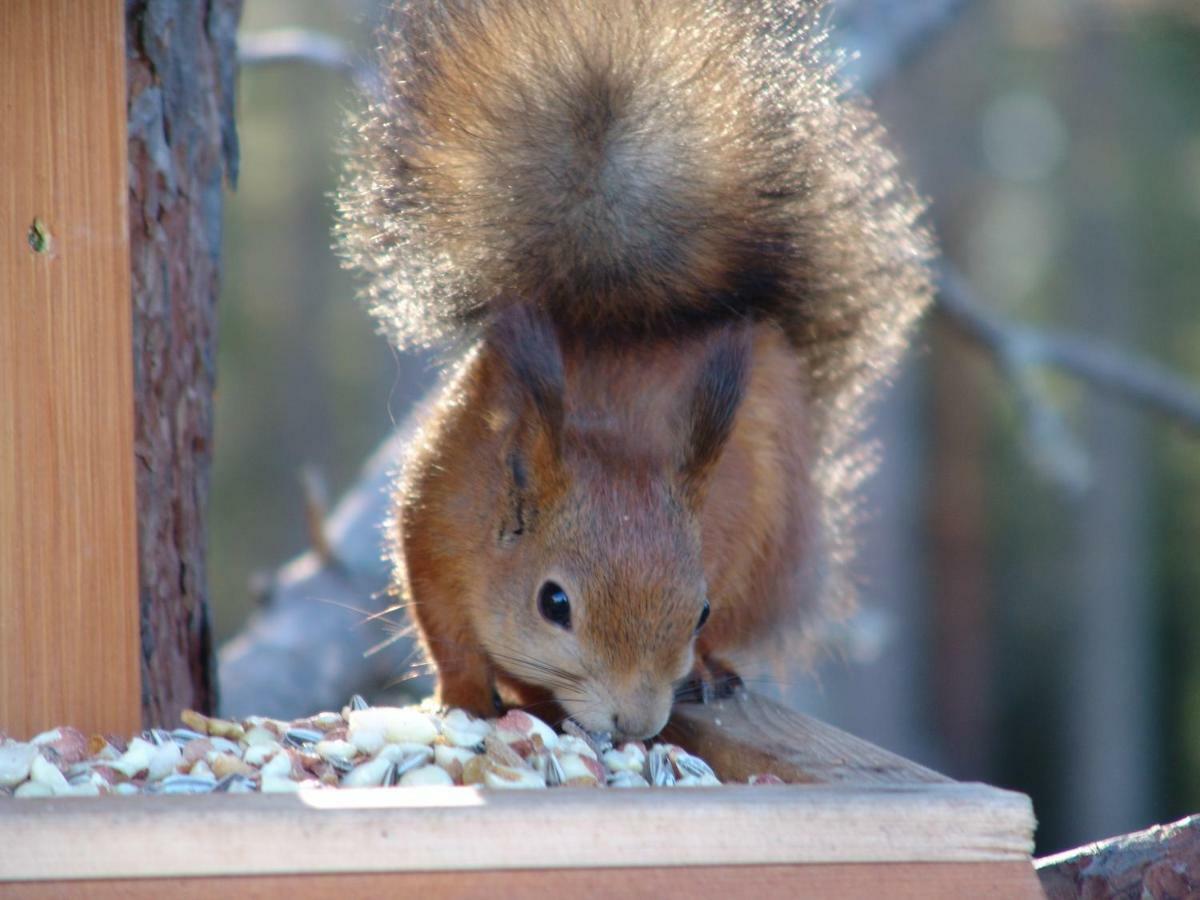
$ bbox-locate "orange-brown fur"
[340,0,933,737]
[400,320,813,736]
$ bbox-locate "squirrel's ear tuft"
[488,305,567,538]
[679,326,751,507]
[488,304,565,458]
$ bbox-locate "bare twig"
[300,465,338,569]
[238,28,379,98]
[938,267,1200,434]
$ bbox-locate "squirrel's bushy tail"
[339,0,930,385]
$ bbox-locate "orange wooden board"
[0,862,1045,899]
[0,0,140,738]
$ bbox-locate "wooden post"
[0,1,141,737]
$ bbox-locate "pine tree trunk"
[125,0,242,725]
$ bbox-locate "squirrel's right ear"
[486,305,567,535]
[678,325,752,508]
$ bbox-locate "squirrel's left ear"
[488,304,565,457]
[487,304,567,537]
[679,325,751,508]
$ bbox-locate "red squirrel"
[338,0,933,739]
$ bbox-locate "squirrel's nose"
[612,706,671,741]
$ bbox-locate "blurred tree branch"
[238,28,379,98]
[938,267,1200,491]
[938,268,1200,435]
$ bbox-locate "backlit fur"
[342,0,934,732]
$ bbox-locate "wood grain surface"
[0,862,1046,899]
[0,782,1036,882]
[666,690,951,785]
[0,0,140,738]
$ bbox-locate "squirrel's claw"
[676,656,744,705]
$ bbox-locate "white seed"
[309,711,344,731]
[113,782,140,796]
[243,742,284,767]
[29,728,62,746]
[493,710,559,751]
[482,762,546,790]
[607,771,650,788]
[602,748,643,774]
[399,764,454,787]
[189,760,216,780]
[556,752,602,785]
[0,741,38,787]
[554,735,598,760]
[377,743,433,763]
[259,751,293,779]
[14,781,55,798]
[434,744,477,770]
[30,753,70,794]
[315,739,357,763]
[348,728,385,756]
[243,726,279,747]
[147,741,183,781]
[440,709,491,748]
[341,755,392,788]
[523,714,559,750]
[618,742,647,768]
[112,737,157,778]
[348,707,438,746]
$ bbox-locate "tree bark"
[126,0,242,725]
[1037,816,1200,899]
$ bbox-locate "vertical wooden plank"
[0,0,140,737]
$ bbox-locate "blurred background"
[213,0,1200,856]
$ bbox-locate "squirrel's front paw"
[676,655,744,705]
[436,677,504,719]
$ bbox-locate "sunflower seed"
[284,728,323,749]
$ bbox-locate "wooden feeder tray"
[0,691,1040,898]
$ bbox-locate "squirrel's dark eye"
[537,581,572,630]
[696,599,711,633]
